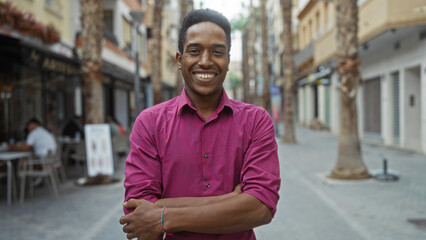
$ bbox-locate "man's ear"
[176,52,182,69]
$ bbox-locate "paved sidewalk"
[1,127,425,240]
[256,127,426,240]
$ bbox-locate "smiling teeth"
[195,73,215,79]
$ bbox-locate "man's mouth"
[193,73,216,80]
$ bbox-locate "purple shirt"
[124,89,281,239]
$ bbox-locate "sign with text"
[84,124,114,177]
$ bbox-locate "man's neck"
[186,90,222,121]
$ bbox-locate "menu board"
[84,124,114,177]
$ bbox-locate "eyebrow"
[185,43,227,49]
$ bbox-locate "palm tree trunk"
[260,0,271,113]
[282,0,296,143]
[81,0,104,124]
[248,0,257,104]
[330,0,369,179]
[242,30,250,103]
[152,0,166,105]
[176,0,188,96]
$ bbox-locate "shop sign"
[25,48,80,75]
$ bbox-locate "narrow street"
[1,126,426,240]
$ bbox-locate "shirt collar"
[177,88,234,114]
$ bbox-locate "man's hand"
[120,199,162,240]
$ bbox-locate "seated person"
[62,115,84,139]
[9,118,57,158]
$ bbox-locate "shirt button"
[205,183,210,188]
[204,153,208,158]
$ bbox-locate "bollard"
[371,157,399,182]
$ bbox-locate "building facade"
[0,0,80,142]
[0,0,154,142]
[293,0,426,154]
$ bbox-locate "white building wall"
[357,83,364,139]
[298,87,305,125]
[318,85,326,125]
[421,61,426,153]
[404,66,422,150]
[305,86,314,126]
[381,73,393,145]
[359,29,426,153]
[400,69,406,148]
[330,72,340,134]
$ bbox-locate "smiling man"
[120,9,280,240]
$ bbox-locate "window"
[324,2,328,31]
[315,11,320,38]
[45,0,62,17]
[104,10,114,34]
[122,17,132,49]
[308,20,312,43]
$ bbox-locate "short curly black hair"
[178,9,231,56]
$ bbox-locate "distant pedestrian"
[120,9,281,240]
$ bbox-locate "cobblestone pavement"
[1,127,426,240]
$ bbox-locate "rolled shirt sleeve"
[123,111,162,214]
[240,109,281,216]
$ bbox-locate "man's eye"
[213,50,224,56]
[188,49,200,54]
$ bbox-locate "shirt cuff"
[243,189,278,217]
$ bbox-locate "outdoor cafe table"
[0,151,32,205]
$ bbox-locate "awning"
[297,67,332,87]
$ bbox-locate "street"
[1,126,426,240]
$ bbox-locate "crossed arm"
[119,184,272,240]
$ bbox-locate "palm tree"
[228,72,242,100]
[175,0,188,96]
[81,0,104,124]
[260,0,271,113]
[230,11,249,103]
[249,0,258,105]
[151,0,166,105]
[330,0,369,179]
[282,0,296,143]
[242,29,250,103]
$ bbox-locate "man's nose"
[198,51,213,68]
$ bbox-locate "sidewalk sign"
[84,124,114,177]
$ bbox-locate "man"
[120,9,280,240]
[62,115,84,139]
[9,118,56,158]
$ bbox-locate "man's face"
[26,123,37,132]
[176,22,230,99]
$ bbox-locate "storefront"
[0,35,81,142]
[102,61,138,131]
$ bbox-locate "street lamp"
[130,10,145,117]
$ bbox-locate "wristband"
[161,206,166,239]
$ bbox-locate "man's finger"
[119,215,128,225]
[126,232,136,240]
[122,224,128,233]
[125,198,144,209]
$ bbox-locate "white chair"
[19,151,59,203]
[53,140,67,182]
